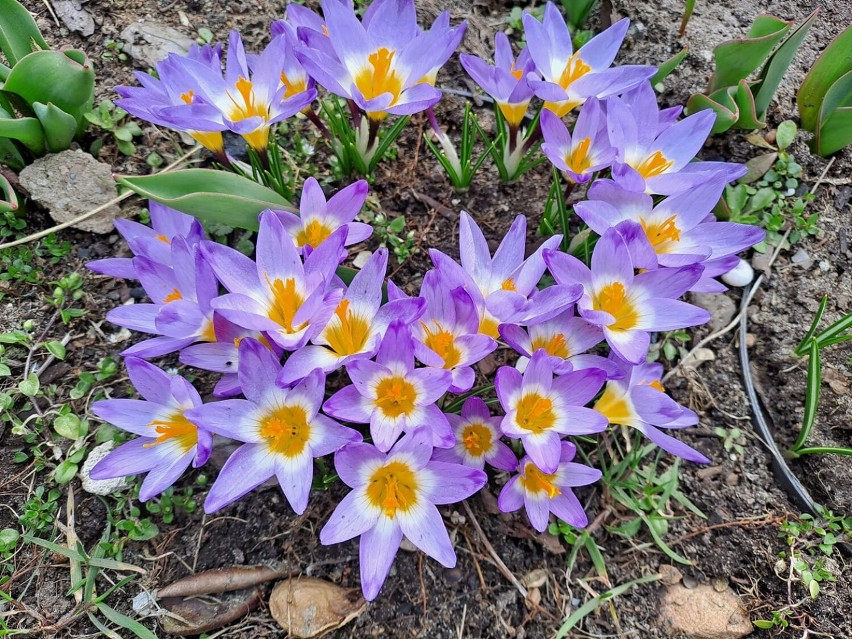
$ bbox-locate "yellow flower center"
[640,215,681,253]
[366,461,418,519]
[164,288,183,303]
[190,131,225,153]
[648,379,665,392]
[155,234,169,243]
[180,90,195,105]
[635,150,674,179]
[325,299,371,356]
[531,333,570,358]
[144,413,198,453]
[478,314,500,339]
[280,72,307,99]
[501,278,516,291]
[354,47,403,121]
[421,322,461,368]
[594,383,633,425]
[565,137,592,175]
[258,405,311,457]
[519,461,561,498]
[461,422,493,457]
[200,319,217,342]
[266,276,306,334]
[515,392,556,434]
[374,376,417,418]
[295,219,333,249]
[228,77,271,150]
[498,101,529,128]
[594,282,638,331]
[557,53,591,91]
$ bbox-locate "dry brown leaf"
[160,588,262,635]
[269,577,365,638]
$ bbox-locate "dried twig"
[462,501,528,598]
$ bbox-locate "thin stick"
[461,501,528,598]
[0,146,202,251]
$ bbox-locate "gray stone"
[121,21,195,67]
[18,150,121,234]
[54,0,95,36]
[691,293,736,332]
[660,584,752,639]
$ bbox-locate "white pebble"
[80,442,131,496]
[721,258,754,287]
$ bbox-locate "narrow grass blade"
[94,603,158,639]
[792,339,821,453]
[555,574,661,638]
[813,310,852,347]
[794,295,827,356]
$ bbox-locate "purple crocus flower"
[295,0,457,120]
[523,3,654,117]
[272,177,372,254]
[186,339,361,514]
[459,32,536,128]
[540,99,614,183]
[323,322,454,451]
[499,308,616,377]
[576,179,765,283]
[107,238,219,358]
[495,350,607,473]
[88,202,204,280]
[116,45,229,156]
[606,94,745,194]
[179,313,283,398]
[320,427,486,601]
[268,20,317,108]
[119,32,315,153]
[200,211,344,351]
[593,357,709,463]
[544,228,711,364]
[277,248,424,384]
[497,441,601,531]
[429,212,579,338]
[431,397,516,471]
[399,270,497,393]
[90,358,212,501]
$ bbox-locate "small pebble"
[721,258,754,287]
[819,260,830,272]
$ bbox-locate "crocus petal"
[275,452,313,514]
[422,461,486,504]
[92,399,164,437]
[359,515,403,601]
[334,442,386,488]
[497,475,525,512]
[398,501,455,567]
[139,450,195,501]
[639,424,710,463]
[321,487,381,544]
[184,399,259,442]
[204,444,277,512]
[549,491,588,527]
[89,438,161,479]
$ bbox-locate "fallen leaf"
[269,577,365,638]
[160,588,262,635]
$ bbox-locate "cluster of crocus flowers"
[89,0,767,604]
[90,185,759,599]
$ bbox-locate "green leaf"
[775,120,797,150]
[0,0,49,66]
[44,340,66,360]
[0,363,10,376]
[812,70,852,156]
[809,579,820,599]
[94,603,158,639]
[753,620,775,629]
[116,139,135,155]
[798,25,852,132]
[745,186,776,213]
[651,47,688,86]
[3,49,94,124]
[0,113,45,154]
[0,137,25,172]
[0,172,19,213]
[753,10,818,118]
[18,372,39,397]
[54,460,78,484]
[32,102,77,152]
[117,169,294,231]
[54,413,86,439]
[560,0,597,29]
[0,527,19,549]
[709,16,790,92]
[686,90,738,134]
